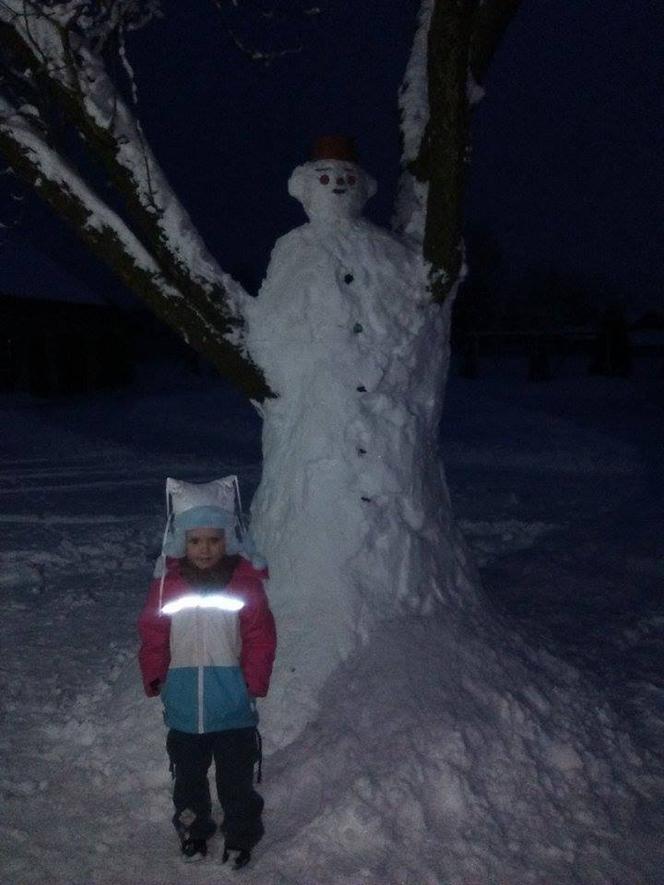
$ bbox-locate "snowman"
[246,138,446,746]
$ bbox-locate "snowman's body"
[252,216,423,390]
[246,160,469,746]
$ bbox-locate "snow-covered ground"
[0,357,662,883]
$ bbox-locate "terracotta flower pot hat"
[311,135,358,162]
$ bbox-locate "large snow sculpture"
[246,138,477,747]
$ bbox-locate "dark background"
[0,0,661,317]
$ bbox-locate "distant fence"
[453,328,664,380]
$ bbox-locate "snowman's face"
[288,160,377,222]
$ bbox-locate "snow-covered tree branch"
[0,0,271,399]
[397,0,521,302]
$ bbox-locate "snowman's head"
[288,160,377,223]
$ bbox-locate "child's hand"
[148,678,161,696]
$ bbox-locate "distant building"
[0,294,134,395]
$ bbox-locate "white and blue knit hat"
[164,505,243,558]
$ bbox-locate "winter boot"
[222,844,252,869]
[181,837,208,860]
[173,811,216,861]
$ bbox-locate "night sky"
[0,0,661,314]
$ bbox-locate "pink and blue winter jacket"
[138,557,276,734]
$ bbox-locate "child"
[138,505,276,866]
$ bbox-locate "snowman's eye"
[347,176,357,186]
[319,175,330,185]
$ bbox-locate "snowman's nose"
[336,177,345,185]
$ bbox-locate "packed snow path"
[0,365,662,883]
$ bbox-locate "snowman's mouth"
[333,188,347,194]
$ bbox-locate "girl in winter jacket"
[138,505,276,866]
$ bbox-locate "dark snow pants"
[166,727,264,850]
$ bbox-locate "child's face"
[185,528,226,570]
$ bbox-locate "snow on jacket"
[138,556,276,734]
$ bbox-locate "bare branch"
[210,0,319,66]
[227,28,302,65]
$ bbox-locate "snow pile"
[0,372,662,882]
[262,616,660,884]
[0,556,43,592]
